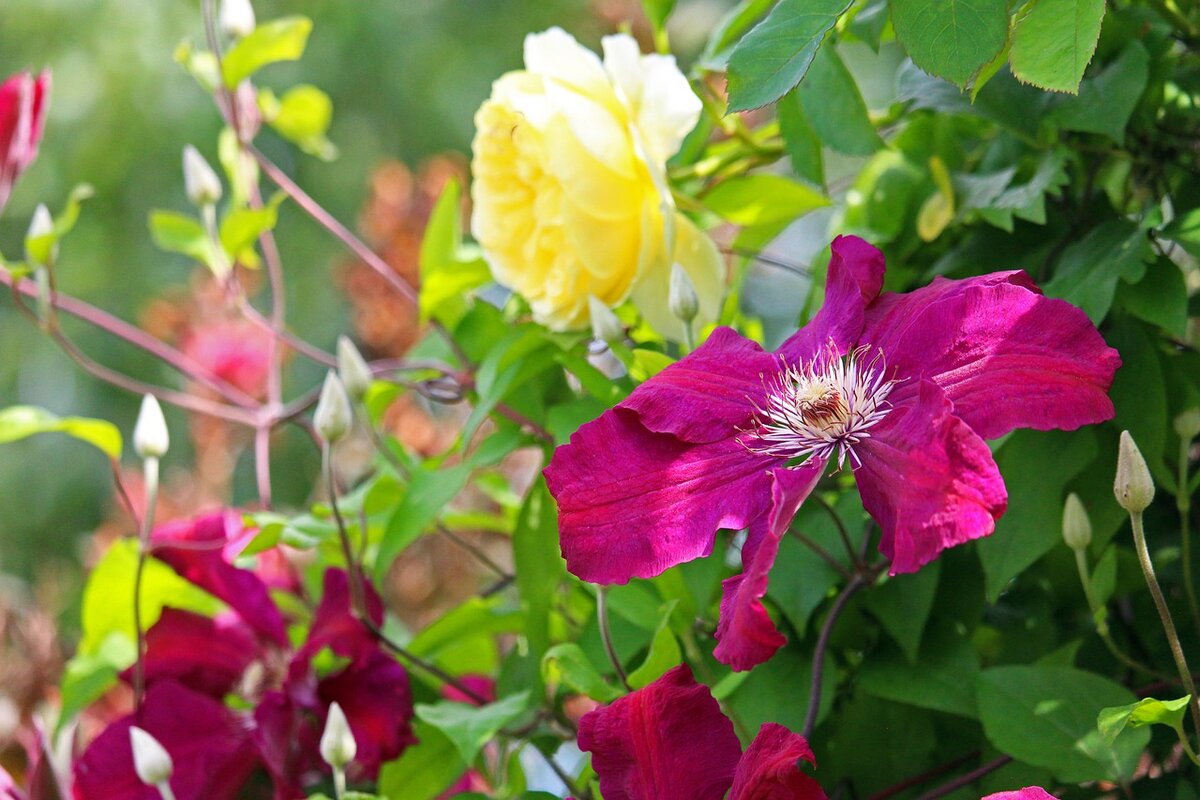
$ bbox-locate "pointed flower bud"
[25,203,56,264]
[1175,408,1200,442]
[314,371,352,444]
[319,701,357,770]
[133,394,169,459]
[668,262,699,324]
[27,203,52,238]
[219,0,256,38]
[1062,493,1092,551]
[129,726,173,787]
[182,145,222,207]
[1115,430,1155,513]
[336,335,372,402]
[588,295,623,345]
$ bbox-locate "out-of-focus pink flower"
[982,790,1056,800]
[546,235,1120,670]
[0,765,23,800]
[578,665,826,800]
[0,70,49,216]
[180,319,272,399]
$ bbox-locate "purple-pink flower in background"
[578,664,826,800]
[982,789,1056,800]
[0,70,49,215]
[545,236,1120,670]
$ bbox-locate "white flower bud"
[336,336,373,402]
[1115,430,1155,513]
[1175,408,1200,442]
[182,145,222,207]
[314,371,352,444]
[129,726,173,787]
[319,702,357,770]
[668,262,699,325]
[587,296,623,345]
[1062,493,1092,551]
[27,203,53,239]
[133,395,169,460]
[219,0,256,38]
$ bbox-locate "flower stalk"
[596,587,630,690]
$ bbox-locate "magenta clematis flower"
[545,236,1119,670]
[982,790,1056,800]
[578,664,826,800]
[0,70,49,215]
[74,512,415,800]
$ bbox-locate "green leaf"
[726,0,853,112]
[978,429,1097,601]
[642,0,677,31]
[627,601,682,689]
[628,348,675,383]
[1010,0,1105,93]
[80,539,222,656]
[1048,41,1149,145]
[376,463,472,581]
[797,44,883,155]
[378,721,466,800]
[777,90,824,186]
[542,643,622,702]
[1119,258,1189,338]
[25,183,94,264]
[407,596,524,671]
[976,665,1148,782]
[415,691,530,764]
[149,210,220,270]
[862,559,940,662]
[703,174,829,226]
[859,622,979,718]
[57,632,136,732]
[1043,220,1150,323]
[260,84,337,160]
[0,405,122,459]
[1098,696,1192,745]
[218,193,285,264]
[513,478,565,697]
[419,180,491,326]
[698,0,776,70]
[890,0,1009,87]
[221,16,313,87]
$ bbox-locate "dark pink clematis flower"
[546,236,1119,670]
[982,790,1056,800]
[578,664,826,800]
[0,70,49,216]
[180,319,273,399]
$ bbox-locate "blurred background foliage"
[0,0,742,582]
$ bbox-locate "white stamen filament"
[745,344,897,470]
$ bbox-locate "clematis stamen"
[746,344,897,470]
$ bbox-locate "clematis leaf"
[377,721,465,800]
[221,16,312,87]
[626,601,682,689]
[542,643,622,702]
[513,478,565,696]
[0,404,122,459]
[1098,696,1192,745]
[415,691,531,764]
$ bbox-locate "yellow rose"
[470,27,723,336]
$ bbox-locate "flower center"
[746,345,896,469]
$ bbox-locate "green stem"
[1179,437,1200,641]
[132,456,160,716]
[597,587,630,689]
[333,767,346,799]
[1130,510,1200,738]
[156,782,177,800]
[1073,548,1172,680]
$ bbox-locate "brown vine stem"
[914,755,1013,800]
[802,572,870,739]
[597,587,631,690]
[865,750,980,800]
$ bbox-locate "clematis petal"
[777,235,885,364]
[251,691,312,800]
[73,680,258,800]
[714,460,826,670]
[295,568,383,668]
[620,325,778,443]
[317,650,417,777]
[862,273,1119,440]
[728,723,827,800]
[0,70,50,213]
[981,790,1056,800]
[120,608,257,698]
[545,408,776,584]
[856,380,1008,575]
[151,511,287,645]
[577,664,741,800]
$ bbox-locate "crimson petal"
[981,790,1057,800]
[577,664,741,800]
[715,460,826,670]
[546,408,776,584]
[728,723,827,800]
[856,380,1007,574]
[120,609,257,697]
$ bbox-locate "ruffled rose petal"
[317,650,417,777]
[855,381,1007,575]
[546,408,776,584]
[151,511,287,645]
[981,790,1056,800]
[120,609,257,697]
[72,681,258,800]
[728,723,827,800]
[578,664,740,800]
[620,326,778,443]
[863,274,1119,440]
[777,235,885,364]
[714,461,826,671]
